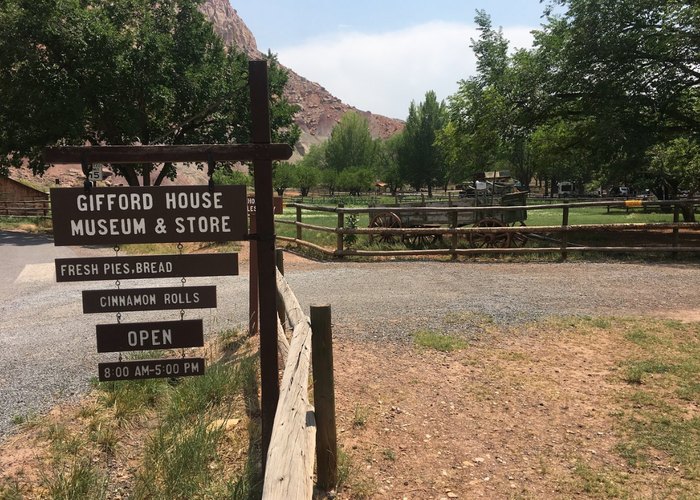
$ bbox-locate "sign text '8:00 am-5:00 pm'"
[50,185,248,245]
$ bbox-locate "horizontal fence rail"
[0,199,51,217]
[276,199,700,259]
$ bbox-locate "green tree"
[324,112,378,173]
[399,91,447,195]
[295,142,325,196]
[212,167,250,186]
[534,0,700,180]
[0,0,299,184]
[336,167,374,196]
[445,11,543,188]
[648,138,700,199]
[294,163,320,197]
[272,162,296,196]
[375,133,404,194]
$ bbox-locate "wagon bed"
[367,191,528,247]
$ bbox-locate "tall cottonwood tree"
[443,11,543,187]
[535,0,700,181]
[399,91,447,196]
[0,0,299,185]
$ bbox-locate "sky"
[230,1,557,120]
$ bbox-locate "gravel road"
[1,231,699,437]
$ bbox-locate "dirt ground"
[331,327,686,499]
[1,246,699,499]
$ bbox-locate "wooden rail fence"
[263,262,337,498]
[276,199,700,259]
[0,199,51,217]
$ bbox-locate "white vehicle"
[557,181,575,198]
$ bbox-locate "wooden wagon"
[367,190,528,248]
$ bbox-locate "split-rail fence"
[262,265,337,498]
[276,199,700,259]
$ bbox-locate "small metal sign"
[95,319,203,353]
[55,253,238,282]
[98,357,205,381]
[51,185,248,246]
[88,165,103,182]
[83,286,216,313]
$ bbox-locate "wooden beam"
[43,143,293,164]
[249,60,280,470]
[264,272,316,499]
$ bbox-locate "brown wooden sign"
[51,185,248,246]
[95,319,203,353]
[98,357,205,381]
[55,253,238,282]
[83,286,216,313]
[247,195,283,215]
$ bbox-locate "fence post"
[336,203,345,257]
[561,201,570,261]
[311,304,338,493]
[296,205,303,241]
[450,211,459,260]
[275,249,286,329]
[673,204,680,260]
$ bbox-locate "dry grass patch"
[0,330,262,499]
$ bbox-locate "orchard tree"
[294,163,320,197]
[272,162,296,196]
[337,167,374,196]
[0,0,299,185]
[295,142,325,195]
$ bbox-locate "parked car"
[610,186,630,197]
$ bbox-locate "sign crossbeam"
[43,143,293,164]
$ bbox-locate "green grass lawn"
[526,205,676,226]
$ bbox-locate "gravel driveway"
[1,233,699,437]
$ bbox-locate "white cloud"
[277,22,534,120]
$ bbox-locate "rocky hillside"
[201,0,404,154]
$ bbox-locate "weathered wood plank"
[263,301,316,499]
[277,269,312,329]
[277,316,289,367]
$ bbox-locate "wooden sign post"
[44,60,289,471]
[249,60,280,467]
[248,195,283,336]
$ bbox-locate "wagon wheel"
[469,218,510,248]
[402,229,440,248]
[369,212,402,244]
[510,221,528,247]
